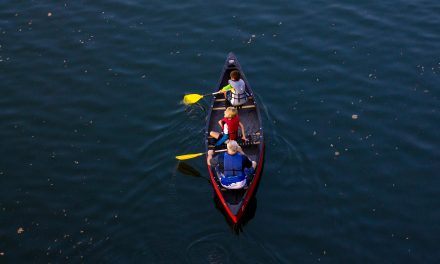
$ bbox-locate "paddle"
[175,149,227,160]
[183,91,223,105]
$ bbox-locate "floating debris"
[17,227,24,234]
[352,114,358,119]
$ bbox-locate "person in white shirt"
[220,70,248,106]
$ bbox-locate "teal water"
[1,1,439,263]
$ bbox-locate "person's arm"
[239,122,247,141]
[207,150,214,166]
[242,155,256,169]
[220,85,231,100]
[208,150,220,167]
[221,84,234,92]
[237,145,245,155]
[218,119,224,130]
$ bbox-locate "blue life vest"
[218,153,245,186]
[224,153,244,177]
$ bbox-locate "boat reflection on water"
[214,161,265,234]
[213,195,257,234]
[177,161,260,233]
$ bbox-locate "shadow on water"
[177,159,264,234]
[177,161,203,178]
[214,151,265,234]
[213,195,258,235]
[176,161,211,183]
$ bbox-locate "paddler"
[209,107,247,146]
[207,140,257,189]
[221,70,248,106]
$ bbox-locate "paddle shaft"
[204,91,222,96]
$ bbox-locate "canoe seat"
[213,105,256,111]
[215,96,253,102]
[220,186,248,191]
[239,141,260,146]
[240,132,261,146]
[208,132,260,148]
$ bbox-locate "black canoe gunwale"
[204,52,264,224]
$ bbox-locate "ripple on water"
[258,93,317,189]
[185,231,280,264]
[186,234,230,264]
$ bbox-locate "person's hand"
[207,150,214,165]
[242,136,248,141]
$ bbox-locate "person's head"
[227,140,239,155]
[224,107,237,118]
[230,70,240,81]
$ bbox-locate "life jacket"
[223,153,244,178]
[227,79,247,106]
[214,153,247,189]
[222,116,239,140]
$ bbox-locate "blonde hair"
[227,140,239,154]
[224,107,237,118]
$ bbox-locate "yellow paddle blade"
[183,94,204,105]
[175,152,204,160]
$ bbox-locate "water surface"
[1,0,439,262]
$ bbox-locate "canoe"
[205,52,265,224]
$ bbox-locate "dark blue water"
[1,1,439,262]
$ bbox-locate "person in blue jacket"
[207,140,257,189]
